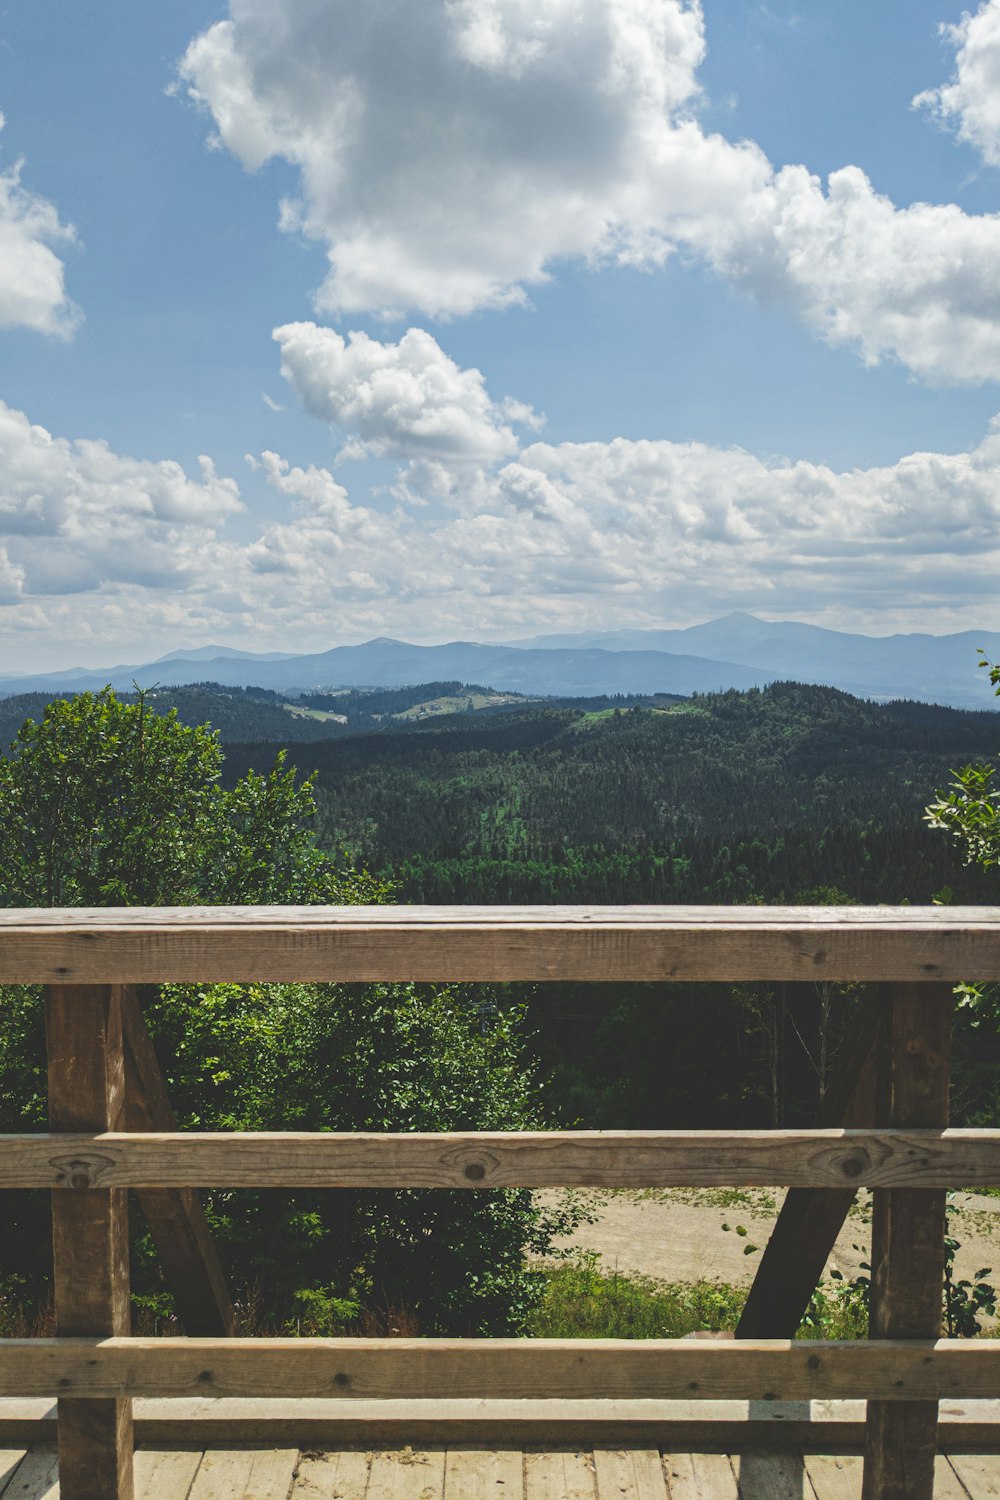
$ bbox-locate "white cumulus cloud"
[0,113,79,337]
[180,0,704,320]
[0,401,242,595]
[274,322,538,463]
[181,0,1000,383]
[915,0,1000,166]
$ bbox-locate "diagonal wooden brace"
[118,985,235,1337]
[736,996,880,1338]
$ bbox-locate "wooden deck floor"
[2,1447,1000,1499]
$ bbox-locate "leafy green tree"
[0,688,571,1334]
[926,682,1000,869]
[0,686,364,906]
[926,656,1000,1124]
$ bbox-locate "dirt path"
[538,1187,1000,1290]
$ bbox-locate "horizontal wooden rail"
[3,1336,1000,1403]
[5,1127,1000,1189]
[0,911,991,1500]
[0,903,998,982]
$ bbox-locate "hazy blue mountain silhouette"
[2,614,998,707]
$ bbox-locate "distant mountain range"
[2,613,998,708]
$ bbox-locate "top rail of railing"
[0,903,996,984]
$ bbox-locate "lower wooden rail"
[4,1336,1000,1402]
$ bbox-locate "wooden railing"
[3,904,1000,1500]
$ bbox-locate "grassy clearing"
[527,1254,870,1340]
[527,1255,742,1339]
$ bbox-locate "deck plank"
[523,1450,596,1500]
[443,1450,523,1500]
[802,1454,858,1499]
[244,1450,299,1500]
[802,1453,972,1499]
[947,1453,1000,1497]
[1,1451,58,1500]
[134,1451,202,1500]
[186,1451,256,1500]
[730,1450,816,1498]
[293,1453,371,1500]
[0,1453,28,1498]
[592,1449,666,1500]
[365,1449,445,1500]
[185,1450,296,1500]
[662,1454,737,1498]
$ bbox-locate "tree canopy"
[0,686,374,907]
[0,687,571,1336]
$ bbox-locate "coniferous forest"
[212,679,1000,1135]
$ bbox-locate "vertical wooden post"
[46,984,134,1500]
[861,982,952,1500]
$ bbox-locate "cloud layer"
[915,0,1000,166]
[3,329,1000,660]
[181,0,1000,382]
[0,400,241,598]
[0,114,79,337]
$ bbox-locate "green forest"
[213,680,998,907]
[218,680,1000,1132]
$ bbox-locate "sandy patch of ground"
[538,1187,1000,1291]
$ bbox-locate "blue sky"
[3,0,1000,667]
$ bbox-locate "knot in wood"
[441,1144,501,1184]
[50,1153,114,1189]
[812,1141,876,1184]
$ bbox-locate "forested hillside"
[0,680,616,747]
[221,680,1000,1133]
[224,681,999,907]
[6,679,999,1133]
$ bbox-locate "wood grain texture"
[946,1452,1000,1497]
[132,1449,202,1500]
[293,1451,371,1500]
[591,1449,667,1500]
[442,1450,523,1500]
[523,1450,595,1500]
[727,1450,815,1499]
[46,985,133,1500]
[119,986,235,1337]
[3,1337,1000,1403]
[0,1453,28,1499]
[186,1449,297,1500]
[737,1003,879,1339]
[6,1127,999,1190]
[2,1449,59,1500]
[0,904,996,984]
[802,1454,857,1500]
[862,983,952,1500]
[366,1449,445,1500]
[662,1453,737,1498]
[801,1454,968,1499]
